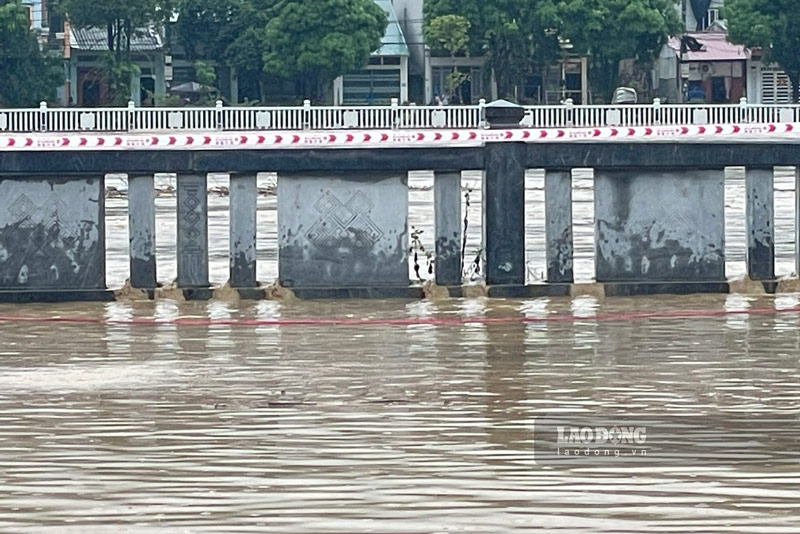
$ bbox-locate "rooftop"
[668,31,750,62]
[373,0,409,57]
[69,26,163,52]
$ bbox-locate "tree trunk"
[125,20,132,62]
[107,23,114,52]
[115,19,123,62]
[258,79,267,104]
[590,57,617,104]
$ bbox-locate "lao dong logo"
[557,425,647,446]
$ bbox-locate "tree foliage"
[425,14,470,58]
[425,15,470,95]
[0,0,62,106]
[59,0,174,59]
[559,0,681,101]
[58,0,174,103]
[725,0,800,101]
[261,0,387,100]
[175,0,273,101]
[175,0,386,102]
[423,0,561,99]
[423,0,679,102]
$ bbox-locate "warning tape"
[0,123,796,151]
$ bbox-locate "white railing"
[1,98,799,134]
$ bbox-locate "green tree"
[58,0,174,103]
[261,0,387,101]
[725,0,800,102]
[174,0,274,102]
[558,0,681,102]
[424,0,561,100]
[425,14,470,96]
[0,0,62,106]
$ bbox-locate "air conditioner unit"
[55,32,65,39]
[701,64,713,75]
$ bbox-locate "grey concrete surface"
[746,168,775,280]
[434,171,462,286]
[229,173,258,288]
[545,170,574,283]
[0,177,105,290]
[278,172,409,288]
[128,174,157,289]
[594,170,725,282]
[177,173,209,288]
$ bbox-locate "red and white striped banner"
[0,123,797,151]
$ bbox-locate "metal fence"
[1,98,799,134]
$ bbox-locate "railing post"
[302,99,311,131]
[38,101,48,132]
[215,100,224,130]
[739,96,749,123]
[478,98,487,129]
[653,97,662,125]
[391,97,399,130]
[564,98,574,127]
[127,100,136,132]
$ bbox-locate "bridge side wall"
[0,142,791,301]
[594,170,725,283]
[0,177,107,299]
[277,172,409,289]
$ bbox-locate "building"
[655,1,749,103]
[18,2,169,106]
[656,0,796,104]
[63,26,167,106]
[655,25,749,103]
[332,0,410,105]
[392,0,591,105]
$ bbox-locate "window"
[707,9,720,26]
[49,12,64,33]
[761,68,793,104]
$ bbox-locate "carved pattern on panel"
[307,190,384,258]
[0,193,99,287]
[622,186,716,264]
[180,182,204,256]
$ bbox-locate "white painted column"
[400,55,409,103]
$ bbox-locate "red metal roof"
[668,32,750,62]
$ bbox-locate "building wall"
[392,0,424,76]
[747,60,795,104]
[20,0,45,31]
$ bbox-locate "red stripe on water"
[0,305,798,328]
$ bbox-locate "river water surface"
[1,169,799,533]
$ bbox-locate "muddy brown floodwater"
[1,169,799,533]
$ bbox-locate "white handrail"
[1,99,798,134]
